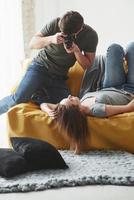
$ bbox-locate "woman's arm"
[85,99,134,117]
[105,99,134,117]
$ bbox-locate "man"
[0,11,98,115]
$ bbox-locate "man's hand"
[64,43,80,54]
[51,33,64,45]
[29,32,64,49]
[64,42,95,70]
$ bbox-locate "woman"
[40,42,134,153]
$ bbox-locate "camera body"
[62,35,74,49]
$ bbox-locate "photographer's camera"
[62,35,74,49]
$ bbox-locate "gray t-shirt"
[80,88,133,117]
[34,18,98,76]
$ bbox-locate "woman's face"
[60,95,81,107]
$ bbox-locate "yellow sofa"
[7,60,134,153]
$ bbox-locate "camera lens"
[64,35,74,49]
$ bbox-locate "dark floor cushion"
[0,148,27,178]
[10,137,68,170]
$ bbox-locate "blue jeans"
[103,42,134,93]
[0,62,70,115]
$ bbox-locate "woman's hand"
[40,103,57,119]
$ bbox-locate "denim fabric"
[0,62,70,115]
[103,42,134,94]
[80,42,134,117]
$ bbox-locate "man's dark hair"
[59,11,84,35]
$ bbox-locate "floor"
[0,116,134,200]
[0,185,134,200]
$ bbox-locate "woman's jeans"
[103,42,134,94]
[0,62,70,115]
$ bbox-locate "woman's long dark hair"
[54,104,88,150]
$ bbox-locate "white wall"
[0,0,24,147]
[34,0,134,54]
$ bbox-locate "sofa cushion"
[7,103,134,153]
[67,62,84,95]
[0,148,27,178]
[10,137,68,170]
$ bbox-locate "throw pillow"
[0,148,27,178]
[10,137,68,170]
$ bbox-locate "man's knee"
[13,93,30,104]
